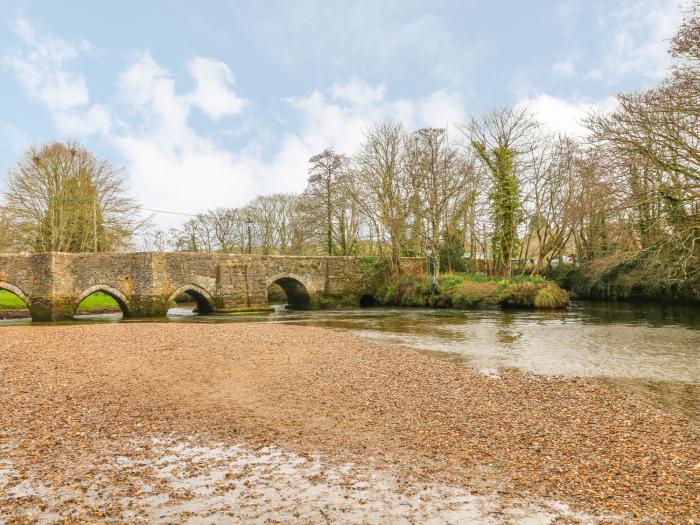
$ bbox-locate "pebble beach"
[0,323,698,523]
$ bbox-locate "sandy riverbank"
[0,323,697,523]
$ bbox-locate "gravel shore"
[0,323,698,523]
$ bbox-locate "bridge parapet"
[0,253,427,321]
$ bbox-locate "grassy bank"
[0,290,121,312]
[379,272,569,309]
[0,290,27,309]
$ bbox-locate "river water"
[3,301,699,424]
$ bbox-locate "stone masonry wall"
[0,253,428,321]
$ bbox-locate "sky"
[0,0,685,227]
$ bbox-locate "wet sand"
[0,323,698,523]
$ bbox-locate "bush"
[510,274,548,285]
[499,282,541,307]
[500,281,569,309]
[360,256,389,287]
[438,273,466,290]
[428,293,453,308]
[438,272,493,290]
[534,285,570,309]
[379,276,433,306]
[383,284,399,304]
[377,272,570,310]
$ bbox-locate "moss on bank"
[379,272,569,310]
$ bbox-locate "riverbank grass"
[0,289,27,309]
[381,272,569,309]
[0,290,121,312]
[76,292,121,311]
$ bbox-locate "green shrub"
[438,272,495,291]
[360,256,389,286]
[428,293,453,308]
[511,274,548,285]
[499,282,542,307]
[468,272,492,283]
[439,273,467,290]
[379,276,433,306]
[382,284,398,305]
[534,285,570,309]
[500,281,569,309]
[376,270,570,310]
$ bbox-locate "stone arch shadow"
[167,284,215,315]
[74,284,130,316]
[359,293,379,307]
[267,274,313,310]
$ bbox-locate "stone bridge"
[0,252,427,321]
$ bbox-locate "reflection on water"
[2,301,699,423]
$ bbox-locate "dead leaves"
[0,323,698,523]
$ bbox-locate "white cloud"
[3,19,467,227]
[55,104,113,136]
[330,78,387,106]
[552,59,576,77]
[256,81,466,196]
[242,2,478,89]
[3,18,111,135]
[186,57,246,120]
[1,124,32,155]
[517,93,617,137]
[113,69,466,220]
[113,52,253,219]
[590,0,681,82]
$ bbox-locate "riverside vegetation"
[378,272,569,310]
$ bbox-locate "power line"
[5,197,203,218]
[139,207,199,217]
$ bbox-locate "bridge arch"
[267,273,312,310]
[0,281,31,307]
[167,284,215,315]
[74,284,130,316]
[359,294,379,307]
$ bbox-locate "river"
[3,301,699,424]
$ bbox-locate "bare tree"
[0,207,10,252]
[352,123,411,274]
[307,149,347,256]
[584,4,700,281]
[465,107,540,278]
[3,140,142,252]
[521,135,580,274]
[404,127,476,280]
[139,227,172,252]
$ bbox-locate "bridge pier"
[27,297,75,322]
